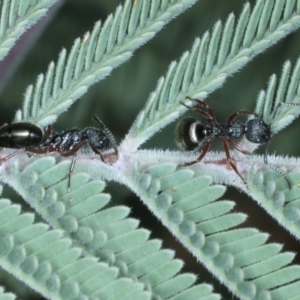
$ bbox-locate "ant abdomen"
[0,122,43,148]
[175,117,205,151]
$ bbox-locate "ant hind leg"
[67,155,76,201]
[183,141,211,167]
[223,140,247,185]
[0,149,23,163]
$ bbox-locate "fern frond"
[248,164,300,240]
[16,0,198,127]
[0,0,58,61]
[0,286,15,300]
[227,55,300,240]
[0,197,149,299]
[253,58,300,133]
[1,156,221,299]
[126,0,300,149]
[129,161,300,299]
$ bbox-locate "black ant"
[0,116,118,198]
[175,97,300,188]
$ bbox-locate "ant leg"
[59,141,89,157]
[227,138,251,155]
[223,139,246,184]
[25,147,49,154]
[67,155,76,201]
[180,101,212,120]
[263,143,292,189]
[89,143,105,161]
[183,141,211,166]
[0,149,23,163]
[0,123,8,129]
[227,110,259,124]
[186,97,217,122]
[27,139,89,156]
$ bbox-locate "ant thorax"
[56,129,83,151]
[38,129,83,152]
[206,122,245,140]
[226,122,245,139]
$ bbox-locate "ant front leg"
[227,138,251,155]
[227,110,259,124]
[89,143,105,162]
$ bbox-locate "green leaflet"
[0,286,16,300]
[0,198,149,299]
[2,157,218,299]
[127,0,300,150]
[131,162,300,299]
[249,166,300,240]
[2,0,300,299]
[17,0,198,127]
[0,0,58,60]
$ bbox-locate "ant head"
[92,115,118,157]
[175,117,206,151]
[245,119,271,144]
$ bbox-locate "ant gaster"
[0,116,118,199]
[0,122,44,149]
[175,97,298,188]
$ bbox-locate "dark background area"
[0,0,300,298]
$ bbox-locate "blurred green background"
[1,0,300,298]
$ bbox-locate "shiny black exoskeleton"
[0,122,43,148]
[29,116,116,161]
[26,115,118,198]
[175,97,297,188]
[0,116,118,198]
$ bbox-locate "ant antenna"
[264,142,292,189]
[93,115,118,156]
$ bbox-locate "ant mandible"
[0,116,118,199]
[175,97,299,188]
